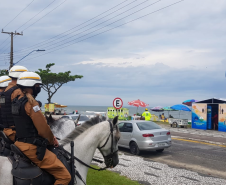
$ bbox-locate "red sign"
[113,97,123,109]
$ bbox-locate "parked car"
[61,114,89,126]
[118,120,171,155]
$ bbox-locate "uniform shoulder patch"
[33,105,40,112]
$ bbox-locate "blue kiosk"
[192,98,226,132]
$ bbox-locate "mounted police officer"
[0,65,28,141]
[12,72,71,185]
[0,76,12,131]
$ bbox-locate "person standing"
[0,66,28,142]
[0,76,12,130]
[142,108,152,121]
[13,72,71,185]
[124,112,128,120]
[212,112,218,130]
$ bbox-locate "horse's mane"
[60,115,106,146]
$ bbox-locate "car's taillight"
[167,132,170,135]
[142,134,154,137]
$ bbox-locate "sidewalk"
[93,150,226,185]
[155,122,226,145]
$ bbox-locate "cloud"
[0,0,226,106]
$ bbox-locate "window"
[124,123,133,132]
[61,116,69,119]
[119,122,133,133]
[136,121,161,131]
[118,122,125,131]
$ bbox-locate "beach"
[44,105,191,120]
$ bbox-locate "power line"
[1,31,23,69]
[13,0,132,54]
[29,0,161,53]
[20,0,151,53]
[14,0,160,60]
[0,0,61,56]
[16,0,57,31]
[12,0,160,60]
[0,36,10,52]
[12,0,156,60]
[0,35,15,54]
[20,0,185,63]
[22,0,68,31]
[12,0,139,56]
[0,40,11,54]
[3,0,35,29]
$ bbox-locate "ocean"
[43,105,191,120]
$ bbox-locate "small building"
[192,98,226,132]
[107,107,129,120]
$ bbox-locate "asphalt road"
[119,138,226,179]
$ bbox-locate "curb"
[171,136,226,146]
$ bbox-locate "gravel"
[93,151,226,185]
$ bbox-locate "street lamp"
[13,49,45,66]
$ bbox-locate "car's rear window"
[136,122,161,131]
[71,116,89,121]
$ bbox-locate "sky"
[0,0,226,107]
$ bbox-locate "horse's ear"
[113,116,119,125]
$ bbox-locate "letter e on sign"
[113,98,123,109]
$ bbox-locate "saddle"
[0,131,75,185]
[8,144,75,185]
[8,144,55,185]
[0,131,13,156]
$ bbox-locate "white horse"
[0,116,120,185]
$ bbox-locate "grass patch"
[153,121,169,125]
[87,165,140,185]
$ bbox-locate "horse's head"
[45,113,55,125]
[98,116,120,168]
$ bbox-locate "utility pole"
[1,29,23,69]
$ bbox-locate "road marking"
[172,138,226,148]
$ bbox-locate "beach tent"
[170,104,191,118]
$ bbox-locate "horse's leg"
[0,156,13,185]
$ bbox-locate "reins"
[61,120,116,185]
[63,148,107,171]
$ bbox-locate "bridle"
[62,120,119,185]
[98,120,118,168]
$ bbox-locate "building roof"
[195,98,226,104]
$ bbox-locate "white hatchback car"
[118,120,171,155]
[61,114,89,126]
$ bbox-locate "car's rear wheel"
[156,149,164,153]
[172,122,177,128]
[129,142,140,155]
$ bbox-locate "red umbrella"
[128,99,149,114]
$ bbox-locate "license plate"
[158,143,166,146]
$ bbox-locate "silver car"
[61,114,89,126]
[118,120,171,155]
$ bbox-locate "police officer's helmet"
[9,65,28,79]
[17,72,42,87]
[145,108,148,111]
[0,76,11,87]
[17,72,42,97]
